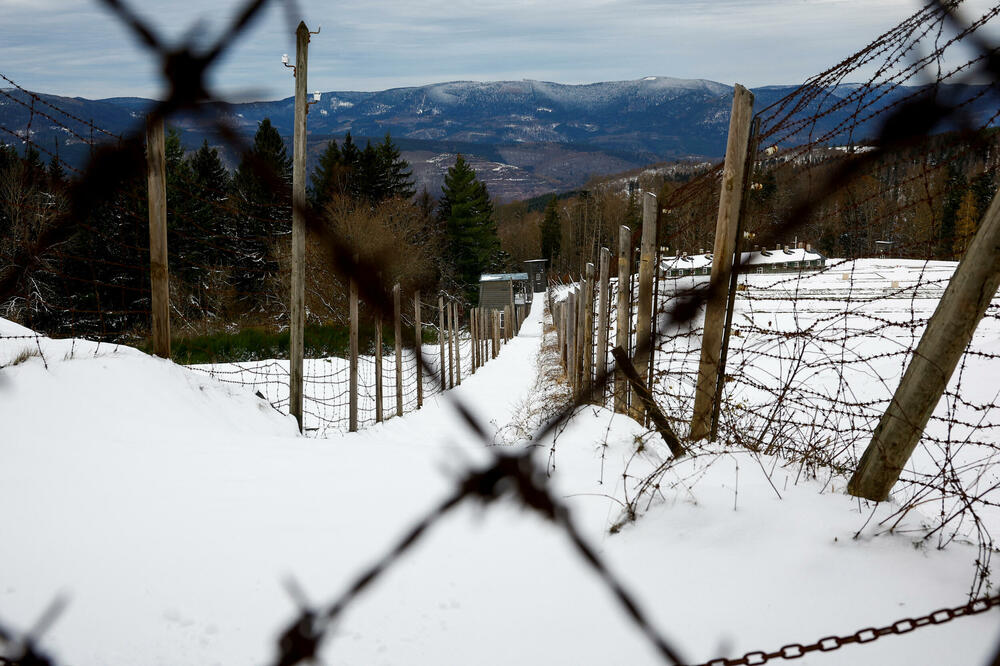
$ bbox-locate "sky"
[0,0,996,101]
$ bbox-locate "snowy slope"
[2,298,1000,665]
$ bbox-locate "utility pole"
[289,21,319,433]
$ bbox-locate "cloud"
[1,0,996,99]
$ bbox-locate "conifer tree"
[438,154,499,299]
[377,133,415,200]
[309,139,343,210]
[540,196,561,264]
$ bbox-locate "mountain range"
[2,76,997,200]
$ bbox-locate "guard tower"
[523,259,548,293]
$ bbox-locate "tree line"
[0,119,503,342]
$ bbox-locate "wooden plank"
[414,291,423,408]
[584,263,595,399]
[711,116,761,442]
[375,316,383,423]
[690,84,755,441]
[612,347,686,459]
[394,284,403,417]
[349,277,358,432]
[288,22,310,433]
[454,302,462,386]
[446,300,455,388]
[848,188,1000,501]
[470,306,477,373]
[614,225,632,413]
[596,247,611,402]
[145,116,170,361]
[438,295,446,391]
[632,192,658,420]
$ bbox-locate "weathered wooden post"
[145,116,170,361]
[575,284,585,393]
[632,192,658,420]
[567,289,578,395]
[711,116,761,442]
[394,284,403,417]
[449,301,458,387]
[848,190,1000,501]
[374,315,384,423]
[454,302,462,386]
[349,277,359,432]
[438,295,446,391]
[596,247,611,403]
[414,291,423,408]
[493,310,500,358]
[690,84,755,441]
[583,262,595,399]
[288,21,311,433]
[614,225,632,414]
[470,306,477,374]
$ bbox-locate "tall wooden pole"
[289,21,310,433]
[470,307,478,373]
[447,301,455,388]
[632,192,658,420]
[583,262,595,399]
[349,277,358,432]
[438,295,446,391]
[453,302,462,386]
[848,189,1000,501]
[690,84,755,441]
[145,116,170,360]
[414,291,423,408]
[711,116,761,442]
[596,247,611,403]
[614,225,632,414]
[394,284,403,417]
[374,316,384,423]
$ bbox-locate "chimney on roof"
[806,243,812,252]
[776,243,781,251]
[797,241,804,249]
[699,248,704,254]
[676,249,680,257]
[784,245,789,251]
[753,244,759,251]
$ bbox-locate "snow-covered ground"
[3,279,1000,665]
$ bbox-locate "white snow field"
[3,269,1000,666]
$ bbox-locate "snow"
[3,269,1000,665]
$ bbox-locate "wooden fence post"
[584,262,595,399]
[690,84,755,441]
[470,306,477,374]
[596,247,611,403]
[438,295,446,391]
[567,290,578,395]
[349,277,359,432]
[493,310,500,358]
[145,116,171,361]
[711,116,761,442]
[375,315,384,423]
[614,225,632,413]
[446,301,455,388]
[414,291,423,409]
[454,302,462,386]
[559,300,567,370]
[632,192,658,420]
[394,284,403,417]
[848,189,1000,501]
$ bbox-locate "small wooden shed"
[523,259,548,293]
[478,273,531,310]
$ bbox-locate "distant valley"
[2,76,998,200]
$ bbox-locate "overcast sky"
[1,0,995,100]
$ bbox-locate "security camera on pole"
[285,21,321,434]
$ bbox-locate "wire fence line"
[3,0,1000,665]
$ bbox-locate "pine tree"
[46,153,66,189]
[938,165,966,259]
[309,139,343,210]
[356,141,383,203]
[540,196,561,263]
[438,154,499,300]
[377,133,414,200]
[231,118,293,302]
